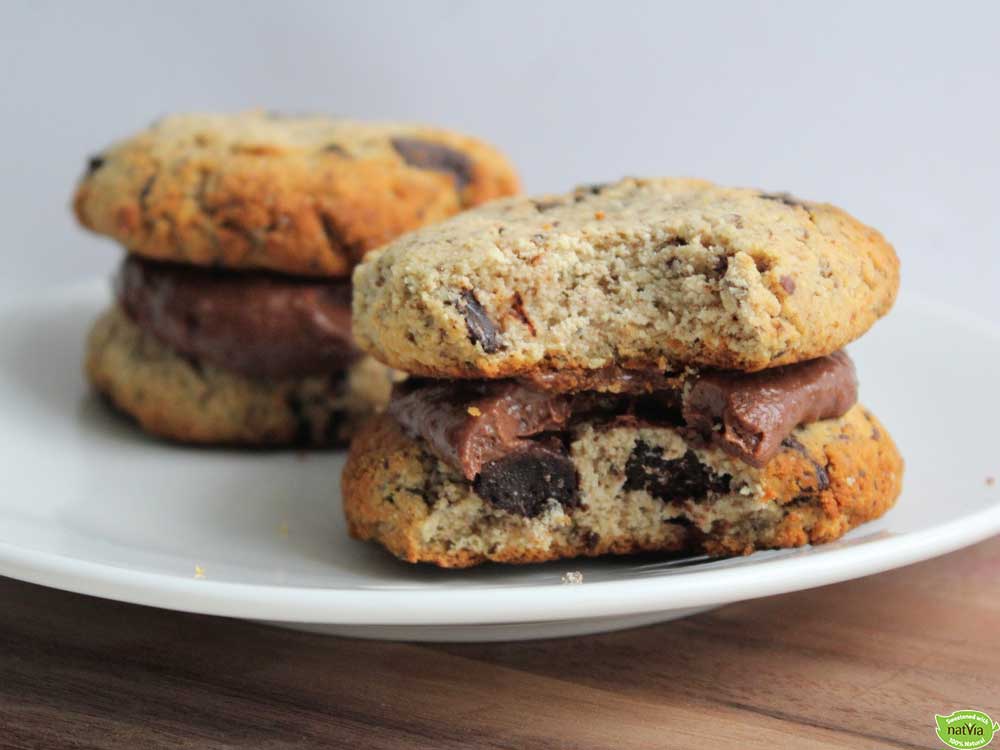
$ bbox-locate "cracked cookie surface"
[74,112,520,277]
[86,306,397,445]
[353,177,899,374]
[342,405,902,567]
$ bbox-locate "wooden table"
[1,537,997,750]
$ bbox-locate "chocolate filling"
[683,351,857,467]
[388,380,573,481]
[389,353,858,512]
[117,256,359,379]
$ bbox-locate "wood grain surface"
[1,536,998,750]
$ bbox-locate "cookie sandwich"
[343,177,903,567]
[75,112,519,445]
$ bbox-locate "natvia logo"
[935,709,999,749]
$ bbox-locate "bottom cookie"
[342,407,903,567]
[86,305,396,446]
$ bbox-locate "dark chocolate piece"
[86,155,106,175]
[573,183,608,201]
[684,352,857,467]
[760,191,807,208]
[117,256,358,379]
[391,137,473,190]
[138,175,156,212]
[781,436,831,492]
[624,442,731,502]
[285,392,314,446]
[473,444,579,516]
[319,212,364,260]
[533,199,563,212]
[458,290,503,353]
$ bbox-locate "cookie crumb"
[194,565,206,579]
[987,476,996,487]
[594,211,606,220]
[467,406,482,417]
[561,571,584,585]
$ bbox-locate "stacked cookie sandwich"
[74,112,518,445]
[344,177,903,566]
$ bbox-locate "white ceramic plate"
[1,281,998,642]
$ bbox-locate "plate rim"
[1,281,998,626]
[2,505,998,624]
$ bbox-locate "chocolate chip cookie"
[74,112,519,446]
[74,112,520,277]
[353,177,899,374]
[344,177,903,566]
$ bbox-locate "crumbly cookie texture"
[342,406,902,567]
[353,178,899,374]
[86,306,397,445]
[74,112,520,277]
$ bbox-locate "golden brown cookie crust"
[342,405,902,567]
[86,305,397,446]
[352,178,899,374]
[74,112,520,277]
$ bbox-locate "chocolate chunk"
[533,199,563,212]
[781,436,831,491]
[318,212,365,262]
[624,442,730,502]
[285,392,314,445]
[656,236,686,250]
[779,275,796,294]
[683,351,857,467]
[573,183,608,201]
[117,256,358,379]
[391,137,473,190]
[458,290,503,353]
[510,292,536,336]
[86,155,106,175]
[138,175,155,206]
[473,444,579,517]
[760,191,806,208]
[389,380,571,480]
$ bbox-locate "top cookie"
[73,112,520,277]
[352,177,899,375]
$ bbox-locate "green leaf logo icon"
[935,709,997,748]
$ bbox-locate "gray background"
[3,1,998,322]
